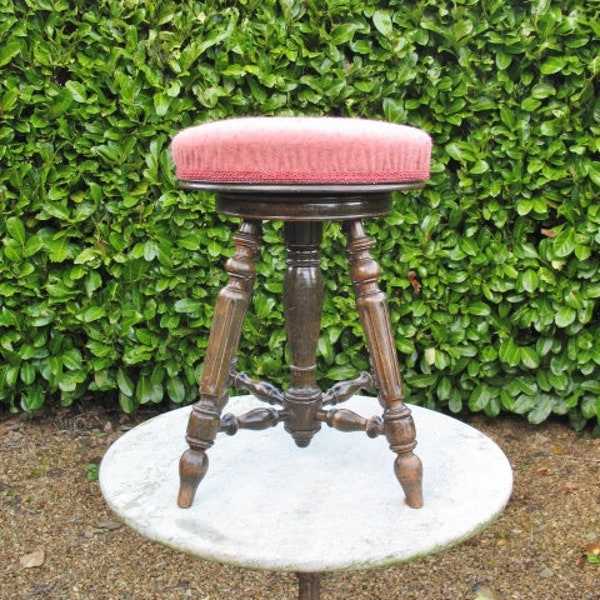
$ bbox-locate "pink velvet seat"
[171,116,432,186]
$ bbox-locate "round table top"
[100,395,512,573]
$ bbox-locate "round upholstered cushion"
[171,117,432,185]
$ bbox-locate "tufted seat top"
[171,117,432,186]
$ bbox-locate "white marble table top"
[100,395,512,573]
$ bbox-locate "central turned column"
[282,222,324,447]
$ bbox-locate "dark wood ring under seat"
[179,180,425,221]
[217,192,393,221]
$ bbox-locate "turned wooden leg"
[282,222,324,447]
[345,220,423,509]
[178,220,261,508]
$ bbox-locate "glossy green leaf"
[136,374,159,404]
[553,228,576,258]
[372,11,393,38]
[527,395,554,424]
[174,299,205,317]
[466,302,491,316]
[6,216,26,245]
[20,362,36,385]
[21,385,45,412]
[82,306,106,323]
[117,369,135,397]
[518,270,539,294]
[119,391,136,414]
[555,307,577,328]
[540,56,568,74]
[166,376,186,404]
[468,384,493,412]
[0,41,22,67]
[499,338,522,367]
[326,365,358,381]
[520,347,541,369]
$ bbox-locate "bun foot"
[395,452,423,509]
[178,448,209,508]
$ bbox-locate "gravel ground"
[1,402,598,600]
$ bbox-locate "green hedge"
[1,0,598,430]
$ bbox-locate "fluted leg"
[178,220,261,508]
[345,220,423,508]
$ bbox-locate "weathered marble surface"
[100,395,512,573]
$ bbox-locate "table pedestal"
[297,572,320,600]
[100,395,512,599]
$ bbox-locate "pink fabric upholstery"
[171,117,431,185]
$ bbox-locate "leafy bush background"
[1,0,598,430]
